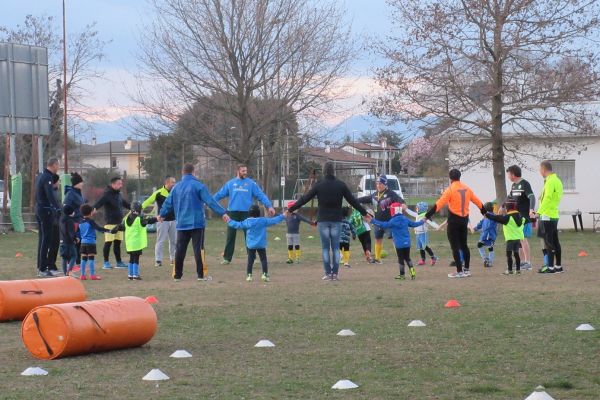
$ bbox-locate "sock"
[295,249,301,260]
[288,249,294,260]
[374,242,382,260]
[425,246,434,257]
[419,249,426,260]
[478,247,487,260]
[81,258,88,276]
[128,263,134,277]
[133,263,139,276]
[489,249,495,264]
[542,249,548,266]
[89,259,95,276]
[345,250,351,264]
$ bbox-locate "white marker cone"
[170,350,192,358]
[142,369,170,381]
[254,339,275,347]
[524,386,555,400]
[576,323,595,331]
[332,379,359,389]
[274,237,281,241]
[408,320,426,327]
[21,367,48,376]
[337,329,356,336]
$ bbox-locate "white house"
[448,134,600,230]
[77,138,150,178]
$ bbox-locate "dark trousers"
[447,221,470,272]
[36,209,55,272]
[47,221,60,270]
[395,247,413,275]
[175,228,205,279]
[103,240,122,263]
[247,248,268,275]
[506,250,521,271]
[223,211,248,261]
[541,220,561,267]
[358,231,371,253]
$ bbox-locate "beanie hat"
[416,202,428,213]
[70,172,83,186]
[377,175,388,186]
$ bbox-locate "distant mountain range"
[81,113,424,144]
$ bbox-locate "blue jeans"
[318,221,342,275]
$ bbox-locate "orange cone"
[578,250,588,257]
[145,296,159,304]
[445,299,461,308]
[15,252,23,258]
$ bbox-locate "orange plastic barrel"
[21,296,157,360]
[0,277,86,322]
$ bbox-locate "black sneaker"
[128,276,134,281]
[134,276,143,280]
[554,267,564,274]
[539,266,555,274]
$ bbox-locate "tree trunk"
[491,18,507,205]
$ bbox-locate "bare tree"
[134,0,352,187]
[372,0,600,201]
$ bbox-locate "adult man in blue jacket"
[160,163,230,281]
[35,158,62,277]
[214,165,275,265]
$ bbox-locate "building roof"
[340,142,401,151]
[304,147,377,165]
[78,139,151,155]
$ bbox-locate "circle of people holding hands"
[36,157,564,283]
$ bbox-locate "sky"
[2,0,397,139]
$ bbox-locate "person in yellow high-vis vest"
[485,198,525,275]
[122,201,158,280]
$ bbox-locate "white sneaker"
[321,274,330,280]
[344,263,350,268]
[462,269,472,277]
[448,271,466,278]
[197,276,213,281]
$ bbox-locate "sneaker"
[331,274,338,281]
[373,259,383,265]
[49,270,62,277]
[295,259,300,264]
[80,275,87,280]
[516,270,521,275]
[521,262,532,271]
[417,260,425,266]
[102,262,113,270]
[37,270,54,278]
[344,263,351,268]
[409,266,416,280]
[321,274,330,280]
[246,274,253,282]
[133,276,142,280]
[448,271,466,278]
[197,276,213,281]
[220,259,231,265]
[72,265,81,272]
[173,278,181,282]
[261,273,270,282]
[155,261,162,267]
[116,262,128,269]
[554,267,564,274]
[128,276,134,281]
[90,275,102,281]
[395,274,406,280]
[502,269,514,275]
[462,269,472,277]
[430,256,437,266]
[286,259,294,264]
[483,258,490,268]
[538,265,551,273]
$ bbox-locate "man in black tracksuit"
[93,176,130,269]
[35,158,62,277]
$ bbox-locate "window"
[111,157,118,168]
[550,160,575,191]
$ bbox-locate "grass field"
[0,221,599,399]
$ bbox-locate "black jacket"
[35,169,61,213]
[93,186,131,224]
[358,189,404,221]
[59,214,78,245]
[288,175,367,222]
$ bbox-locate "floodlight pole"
[62,0,68,173]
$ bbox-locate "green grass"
[0,223,599,399]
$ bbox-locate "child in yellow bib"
[122,201,158,280]
[484,198,525,275]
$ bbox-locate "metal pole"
[109,141,113,174]
[38,136,43,173]
[137,137,141,195]
[30,135,37,209]
[79,139,82,173]
[3,134,9,215]
[62,0,69,173]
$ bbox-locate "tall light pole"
[62,0,69,173]
[272,18,284,210]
